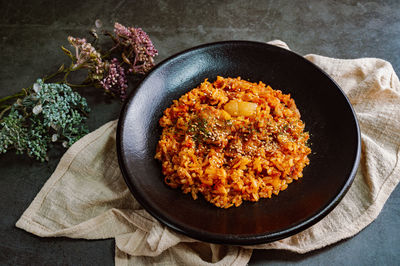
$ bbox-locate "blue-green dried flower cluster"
[0,80,90,161]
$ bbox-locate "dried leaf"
[61,46,74,59]
[58,64,65,72]
[121,52,131,65]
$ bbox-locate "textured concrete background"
[0,0,399,265]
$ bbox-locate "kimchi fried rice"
[155,76,311,208]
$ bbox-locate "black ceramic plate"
[117,41,360,245]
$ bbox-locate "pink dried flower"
[113,23,158,74]
[114,22,132,39]
[100,58,128,100]
[68,36,106,81]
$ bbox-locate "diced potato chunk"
[224,100,239,116]
[224,100,257,117]
[238,101,257,116]
[220,110,232,120]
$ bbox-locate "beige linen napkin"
[16,40,400,265]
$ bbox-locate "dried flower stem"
[0,106,11,120]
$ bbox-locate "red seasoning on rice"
[155,76,311,208]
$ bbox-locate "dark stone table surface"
[1,0,399,265]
